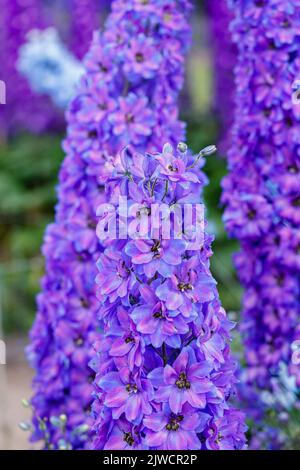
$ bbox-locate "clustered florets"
[28,0,192,449]
[91,143,246,450]
[222,0,300,433]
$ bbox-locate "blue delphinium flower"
[222,0,300,449]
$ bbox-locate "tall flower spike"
[91,143,247,450]
[222,0,300,447]
[27,0,192,449]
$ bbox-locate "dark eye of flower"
[135,52,144,63]
[247,209,256,220]
[275,273,284,286]
[87,218,97,229]
[281,19,290,28]
[125,335,135,344]
[80,297,90,308]
[98,63,108,73]
[292,196,300,207]
[123,432,135,446]
[129,295,138,305]
[287,165,298,174]
[168,164,178,172]
[74,337,84,347]
[175,372,190,389]
[285,116,293,128]
[88,129,98,139]
[166,415,183,431]
[151,240,161,253]
[153,309,164,319]
[98,102,107,110]
[177,282,193,292]
[125,113,135,123]
[126,383,138,393]
[254,0,265,7]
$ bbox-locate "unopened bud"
[177,142,188,153]
[199,145,217,157]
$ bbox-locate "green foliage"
[0,133,64,333]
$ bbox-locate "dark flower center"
[80,297,90,308]
[74,337,84,347]
[153,309,165,319]
[126,383,138,394]
[168,164,178,172]
[88,129,98,139]
[263,108,271,117]
[125,113,135,123]
[247,209,256,220]
[166,414,184,431]
[125,335,135,344]
[276,273,284,286]
[177,282,193,292]
[135,52,144,63]
[151,240,161,258]
[287,165,298,174]
[281,19,290,28]
[98,63,108,73]
[123,432,135,446]
[117,260,131,278]
[175,371,191,389]
[292,196,300,207]
[285,116,293,128]
[98,102,107,110]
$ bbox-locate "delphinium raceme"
[91,143,247,450]
[205,0,237,153]
[0,0,60,137]
[27,0,192,449]
[222,0,300,447]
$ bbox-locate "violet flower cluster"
[91,143,246,450]
[0,0,61,137]
[28,0,192,449]
[205,0,237,153]
[222,0,300,395]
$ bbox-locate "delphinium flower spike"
[91,143,247,450]
[222,0,300,447]
[27,0,192,449]
[0,0,60,137]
